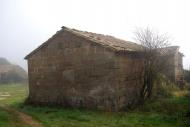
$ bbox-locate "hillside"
[0,57,27,84]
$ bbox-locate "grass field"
[0,84,190,127]
[0,84,30,127]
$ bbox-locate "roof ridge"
[65,27,142,50]
[25,26,143,59]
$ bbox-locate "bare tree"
[134,27,170,103]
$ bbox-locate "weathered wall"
[174,52,184,83]
[28,30,117,110]
[114,53,144,108]
[162,54,176,82]
[164,50,184,84]
[27,30,143,111]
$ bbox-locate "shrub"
[152,74,180,99]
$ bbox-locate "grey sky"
[1,0,190,70]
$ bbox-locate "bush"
[152,77,180,99]
[183,83,190,91]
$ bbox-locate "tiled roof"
[25,26,143,59]
[66,27,142,51]
[25,26,180,59]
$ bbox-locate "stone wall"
[27,30,143,111]
[114,53,144,108]
[174,52,184,83]
[164,50,184,84]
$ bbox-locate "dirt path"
[2,107,43,127]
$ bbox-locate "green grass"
[0,84,190,127]
[0,84,29,127]
[18,106,190,127]
[0,84,30,127]
[0,107,31,127]
[0,108,10,127]
[0,84,28,106]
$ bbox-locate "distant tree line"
[0,71,27,84]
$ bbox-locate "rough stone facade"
[161,46,184,84]
[25,26,183,111]
[173,47,184,84]
[25,27,145,111]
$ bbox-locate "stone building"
[25,26,183,111]
[160,46,184,84]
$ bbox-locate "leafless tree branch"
[134,27,171,103]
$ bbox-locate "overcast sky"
[1,0,190,70]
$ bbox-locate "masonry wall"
[174,52,184,83]
[162,54,176,82]
[114,53,144,108]
[164,51,184,84]
[27,30,143,111]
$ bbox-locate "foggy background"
[1,0,190,70]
